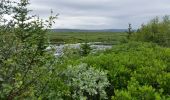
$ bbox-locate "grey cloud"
[28,0,170,29]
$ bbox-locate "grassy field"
[48,32,127,44]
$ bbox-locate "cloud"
[54,15,116,29]
[23,0,170,29]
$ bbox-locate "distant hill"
[50,29,128,32]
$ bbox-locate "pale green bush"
[62,63,110,99]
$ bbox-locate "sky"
[27,0,170,29]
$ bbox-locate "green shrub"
[77,42,170,99]
[62,46,81,59]
[80,43,92,56]
[113,78,163,100]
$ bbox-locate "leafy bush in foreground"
[112,78,163,100]
[62,63,110,99]
[78,42,170,99]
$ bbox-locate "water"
[47,42,112,57]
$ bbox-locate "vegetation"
[132,16,170,47]
[0,0,58,99]
[126,23,134,39]
[0,0,169,100]
[80,43,92,56]
[48,32,127,44]
[79,42,170,99]
[62,64,109,99]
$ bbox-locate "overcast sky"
[28,0,170,29]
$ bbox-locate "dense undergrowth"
[59,42,170,99]
[81,42,170,99]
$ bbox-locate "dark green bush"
[77,42,170,99]
[80,43,92,56]
[112,78,163,100]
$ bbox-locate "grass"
[47,32,127,44]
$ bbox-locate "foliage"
[62,63,110,99]
[62,45,81,59]
[80,43,92,56]
[77,42,170,99]
[132,16,170,47]
[112,77,164,100]
[37,72,70,100]
[0,0,59,99]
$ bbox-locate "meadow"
[48,32,127,44]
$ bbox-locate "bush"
[113,78,163,100]
[62,63,110,99]
[77,42,170,99]
[80,43,92,56]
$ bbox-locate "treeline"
[131,16,170,47]
[0,0,170,100]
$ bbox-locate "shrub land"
[0,0,169,100]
